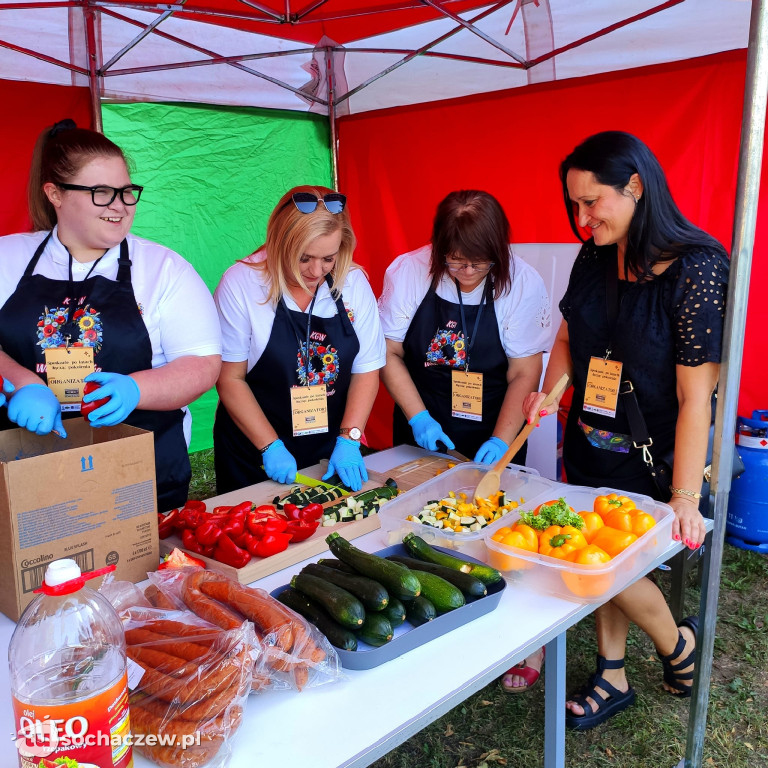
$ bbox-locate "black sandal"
[565,655,636,731]
[657,615,698,698]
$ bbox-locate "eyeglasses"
[292,192,347,214]
[445,259,495,274]
[57,183,144,206]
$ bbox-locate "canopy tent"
[0,3,764,764]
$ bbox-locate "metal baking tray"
[271,544,506,670]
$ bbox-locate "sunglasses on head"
[292,192,347,214]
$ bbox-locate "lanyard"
[603,253,642,361]
[454,277,488,371]
[281,285,320,385]
[60,250,104,347]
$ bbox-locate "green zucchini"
[405,569,464,613]
[301,563,389,611]
[386,556,487,600]
[290,573,365,629]
[275,587,358,651]
[356,613,394,646]
[381,597,406,627]
[326,532,421,600]
[321,480,400,524]
[402,533,503,585]
[405,596,436,626]
[317,558,357,574]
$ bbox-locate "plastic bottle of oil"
[8,559,132,768]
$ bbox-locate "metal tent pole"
[326,46,339,191]
[681,1,768,766]
[84,3,103,132]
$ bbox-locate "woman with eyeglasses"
[213,185,385,494]
[0,120,222,510]
[379,189,551,466]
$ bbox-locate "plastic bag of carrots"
[147,566,342,693]
[103,579,258,768]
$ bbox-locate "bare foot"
[660,624,696,695]
[501,647,544,692]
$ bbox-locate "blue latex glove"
[323,436,368,492]
[6,383,67,438]
[83,371,141,427]
[0,377,14,409]
[408,410,455,452]
[262,439,298,485]
[474,436,509,465]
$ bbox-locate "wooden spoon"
[473,373,570,501]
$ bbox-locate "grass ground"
[189,449,768,768]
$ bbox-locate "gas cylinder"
[726,409,768,553]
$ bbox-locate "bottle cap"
[44,559,81,586]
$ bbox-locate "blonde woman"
[214,186,385,493]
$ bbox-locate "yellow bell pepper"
[577,511,605,542]
[590,526,638,558]
[510,522,539,552]
[630,510,656,537]
[601,506,635,533]
[594,493,636,516]
[564,544,612,565]
[538,525,588,559]
[561,544,615,598]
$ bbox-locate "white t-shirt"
[215,251,386,373]
[378,244,551,357]
[0,228,222,368]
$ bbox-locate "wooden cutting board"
[160,464,388,584]
[384,455,460,493]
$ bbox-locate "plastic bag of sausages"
[103,579,259,768]
[147,567,343,692]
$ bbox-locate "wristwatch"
[340,427,362,441]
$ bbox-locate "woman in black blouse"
[523,131,729,729]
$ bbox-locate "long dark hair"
[28,119,128,231]
[429,189,513,298]
[560,131,727,278]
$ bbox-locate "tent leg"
[326,47,339,191]
[683,0,768,765]
[84,4,103,133]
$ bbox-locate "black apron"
[0,232,190,511]
[393,279,526,463]
[213,274,359,494]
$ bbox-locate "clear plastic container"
[378,462,557,560]
[9,559,132,768]
[484,485,675,604]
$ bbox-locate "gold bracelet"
[669,485,702,500]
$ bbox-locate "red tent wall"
[338,50,766,449]
[0,80,92,236]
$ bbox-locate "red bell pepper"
[229,500,254,516]
[221,513,245,538]
[251,532,293,558]
[157,508,180,539]
[246,519,266,538]
[263,517,288,534]
[212,505,233,516]
[81,380,109,421]
[182,529,215,558]
[213,533,252,568]
[158,547,205,570]
[285,519,319,542]
[195,520,222,547]
[300,503,324,521]
[283,503,301,521]
[179,500,208,529]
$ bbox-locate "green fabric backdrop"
[102,102,332,452]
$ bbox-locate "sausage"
[144,583,178,610]
[197,577,294,650]
[136,686,238,722]
[125,627,210,660]
[182,570,246,630]
[126,646,198,677]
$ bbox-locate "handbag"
[621,383,744,509]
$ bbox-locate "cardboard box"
[0,420,159,621]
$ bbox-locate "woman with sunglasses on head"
[213,185,385,494]
[523,131,729,729]
[379,189,550,464]
[0,120,222,510]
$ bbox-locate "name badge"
[44,347,95,411]
[290,384,329,436]
[451,370,483,421]
[583,357,623,418]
